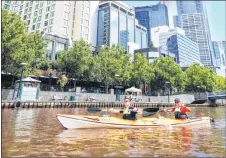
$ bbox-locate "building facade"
[2,0,22,12]
[2,0,99,47]
[134,47,162,63]
[97,1,147,50]
[159,27,200,67]
[135,2,169,45]
[176,1,216,67]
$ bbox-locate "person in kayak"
[109,96,138,120]
[164,98,191,119]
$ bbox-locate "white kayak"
[56,114,212,129]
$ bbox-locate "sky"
[125,1,226,41]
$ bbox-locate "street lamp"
[197,86,201,99]
[115,74,120,101]
[165,81,170,103]
[16,62,27,100]
[49,71,53,91]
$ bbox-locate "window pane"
[110,9,119,46]
[119,13,127,50]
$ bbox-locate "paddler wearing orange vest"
[164,98,191,119]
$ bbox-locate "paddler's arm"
[164,107,175,112]
[108,108,121,114]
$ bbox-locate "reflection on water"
[2,107,226,157]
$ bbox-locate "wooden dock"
[1,100,225,109]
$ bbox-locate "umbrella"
[125,86,141,93]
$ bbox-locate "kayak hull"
[56,114,211,129]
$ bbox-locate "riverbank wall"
[1,100,225,109]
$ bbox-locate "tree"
[131,53,154,89]
[184,63,216,92]
[57,39,92,88]
[92,45,127,93]
[2,9,47,77]
[2,9,27,76]
[57,75,68,91]
[150,57,185,95]
[214,75,226,92]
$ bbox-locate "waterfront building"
[135,2,169,45]
[175,1,216,68]
[159,27,200,67]
[97,1,148,50]
[2,0,99,47]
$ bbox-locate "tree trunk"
[73,80,76,92]
[105,83,109,94]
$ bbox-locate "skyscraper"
[160,1,174,29]
[135,2,169,45]
[159,27,200,67]
[176,1,216,67]
[97,1,147,50]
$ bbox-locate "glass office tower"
[97,1,147,50]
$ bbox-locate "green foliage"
[184,63,216,92]
[57,75,68,88]
[1,9,47,76]
[131,53,154,88]
[214,75,226,92]
[150,57,185,93]
[57,39,92,80]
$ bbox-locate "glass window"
[141,32,147,48]
[27,20,30,25]
[85,34,88,40]
[33,17,37,23]
[110,9,119,46]
[25,9,28,14]
[20,5,23,10]
[29,7,32,12]
[63,27,67,34]
[119,13,127,50]
[32,25,35,30]
[64,12,68,18]
[23,15,27,20]
[84,13,89,19]
[40,2,44,7]
[39,9,42,14]
[50,11,54,17]
[84,27,88,33]
[47,1,51,5]
[4,4,10,10]
[35,4,38,10]
[38,16,41,22]
[135,29,141,48]
[28,13,31,19]
[44,21,48,26]
[85,20,89,26]
[45,13,49,19]
[51,4,55,10]
[30,1,33,5]
[64,5,69,11]
[80,25,82,32]
[34,11,37,16]
[63,19,68,26]
[128,18,134,43]
[46,6,50,12]
[26,3,29,7]
[49,19,54,25]
[48,26,52,33]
